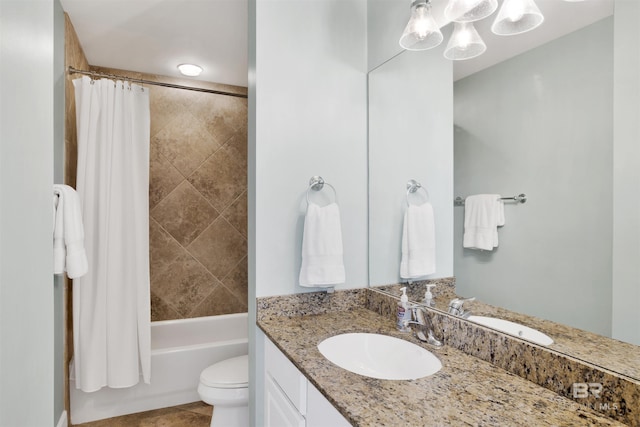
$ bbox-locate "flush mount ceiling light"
[177,63,203,77]
[445,0,498,23]
[444,22,486,60]
[399,0,444,51]
[491,0,544,36]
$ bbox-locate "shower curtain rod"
[67,67,248,99]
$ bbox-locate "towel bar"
[454,193,527,206]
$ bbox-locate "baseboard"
[56,410,68,427]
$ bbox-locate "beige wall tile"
[152,110,221,177]
[188,286,247,318]
[151,181,219,247]
[187,218,247,280]
[221,256,248,303]
[152,252,220,317]
[149,218,183,274]
[221,191,248,238]
[188,143,247,212]
[65,51,247,321]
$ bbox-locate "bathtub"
[69,312,248,424]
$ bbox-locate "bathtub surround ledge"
[258,287,639,426]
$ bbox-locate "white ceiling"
[60,0,249,87]
[61,0,613,88]
[448,0,614,81]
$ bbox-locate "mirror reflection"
[368,0,640,381]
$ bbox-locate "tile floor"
[72,402,213,427]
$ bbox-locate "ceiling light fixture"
[177,63,203,77]
[444,22,486,60]
[399,0,573,61]
[399,0,444,51]
[491,0,544,36]
[445,0,498,23]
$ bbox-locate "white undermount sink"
[317,333,442,380]
[467,315,554,346]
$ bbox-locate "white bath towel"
[299,203,346,287]
[400,203,436,279]
[53,184,88,278]
[463,194,505,251]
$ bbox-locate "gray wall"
[54,0,66,422]
[250,0,367,424]
[612,0,640,345]
[368,46,454,286]
[453,18,614,336]
[253,0,368,299]
[0,0,62,425]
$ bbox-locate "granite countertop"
[258,306,624,426]
[375,280,640,381]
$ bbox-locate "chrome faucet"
[403,306,443,347]
[448,297,475,318]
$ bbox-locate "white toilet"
[198,354,249,427]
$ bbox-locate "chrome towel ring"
[306,176,337,205]
[406,179,430,206]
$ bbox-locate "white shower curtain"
[72,76,151,392]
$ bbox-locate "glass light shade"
[444,22,486,60]
[491,0,544,36]
[399,0,444,51]
[444,0,498,23]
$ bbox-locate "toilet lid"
[200,355,248,389]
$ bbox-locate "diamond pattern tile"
[149,143,184,209]
[188,285,247,319]
[187,143,247,212]
[152,252,220,317]
[187,217,247,280]
[221,191,247,238]
[151,181,219,247]
[188,92,248,145]
[152,110,221,177]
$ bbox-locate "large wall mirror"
[368,0,640,381]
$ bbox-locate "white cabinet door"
[265,373,305,427]
[306,382,351,427]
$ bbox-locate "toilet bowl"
[198,354,249,427]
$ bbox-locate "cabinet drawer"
[264,336,308,415]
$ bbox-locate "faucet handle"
[408,307,443,347]
[448,297,475,317]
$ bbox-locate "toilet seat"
[200,355,248,389]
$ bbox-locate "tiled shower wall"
[64,15,248,323]
[92,65,249,321]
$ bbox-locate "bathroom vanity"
[257,288,637,426]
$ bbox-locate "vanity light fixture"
[444,22,486,60]
[444,0,498,23]
[177,63,203,77]
[491,0,544,36]
[399,0,444,51]
[399,0,585,60]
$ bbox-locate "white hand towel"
[299,203,346,287]
[53,184,89,278]
[400,203,436,279]
[463,194,504,251]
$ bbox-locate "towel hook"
[406,179,429,206]
[306,176,337,205]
